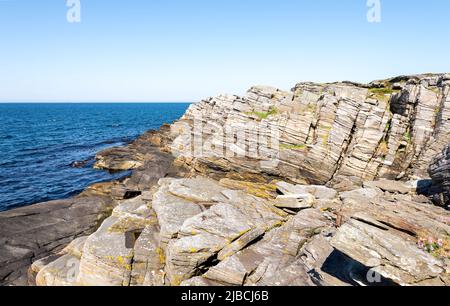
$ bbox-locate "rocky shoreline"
[1,74,449,286]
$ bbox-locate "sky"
[0,0,449,102]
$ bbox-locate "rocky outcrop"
[429,143,450,209]
[2,74,450,287]
[94,126,173,171]
[32,175,450,287]
[331,184,450,286]
[0,194,114,286]
[171,74,450,185]
[0,128,177,286]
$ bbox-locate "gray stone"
[428,144,450,208]
[363,180,411,194]
[0,195,114,286]
[274,194,314,209]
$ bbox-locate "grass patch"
[385,121,391,133]
[368,87,400,102]
[429,86,441,95]
[249,107,279,120]
[404,130,412,144]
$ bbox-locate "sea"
[0,103,190,212]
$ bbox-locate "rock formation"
[1,74,450,287]
[429,144,450,209]
[30,177,450,286]
[172,74,450,184]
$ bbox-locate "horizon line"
[0,101,195,104]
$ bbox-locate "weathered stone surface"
[327,175,363,192]
[332,185,450,286]
[219,179,278,200]
[274,195,314,210]
[332,219,445,285]
[276,181,338,200]
[30,175,450,287]
[0,195,114,286]
[363,180,411,194]
[76,216,134,286]
[180,276,223,286]
[171,74,450,185]
[217,226,266,261]
[35,237,88,286]
[130,225,165,286]
[150,177,289,285]
[164,188,287,285]
[428,143,450,208]
[202,209,329,286]
[94,128,173,172]
[76,196,155,286]
[152,179,205,246]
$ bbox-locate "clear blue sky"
[1,0,449,102]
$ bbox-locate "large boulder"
[331,183,450,286]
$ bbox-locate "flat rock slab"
[331,218,445,285]
[332,186,450,286]
[276,182,338,200]
[363,180,411,194]
[0,195,114,286]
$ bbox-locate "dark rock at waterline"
[0,195,115,286]
[70,158,93,169]
[93,126,173,172]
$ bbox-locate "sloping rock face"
[331,185,450,285]
[171,74,450,184]
[429,144,450,209]
[34,176,450,287]
[0,194,114,286]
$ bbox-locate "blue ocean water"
[0,103,190,212]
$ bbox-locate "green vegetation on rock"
[249,107,279,120]
[368,87,401,102]
[280,144,308,151]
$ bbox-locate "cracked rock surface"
[30,176,450,286]
[429,144,450,209]
[172,74,450,184]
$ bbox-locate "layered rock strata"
[429,144,450,208]
[172,74,450,185]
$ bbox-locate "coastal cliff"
[172,73,450,184]
[1,74,450,286]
